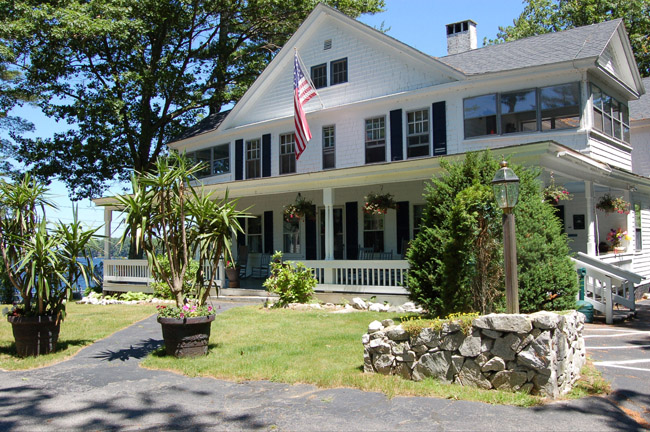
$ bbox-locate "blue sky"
[7,0,526,237]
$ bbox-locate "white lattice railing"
[572,252,644,324]
[302,259,409,295]
[103,259,224,287]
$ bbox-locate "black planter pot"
[7,314,60,357]
[225,267,240,288]
[157,314,215,358]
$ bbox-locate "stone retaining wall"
[362,311,586,398]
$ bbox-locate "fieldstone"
[394,362,412,379]
[491,370,527,391]
[450,355,465,376]
[401,302,420,312]
[517,344,548,372]
[414,327,441,348]
[530,311,560,329]
[518,334,534,353]
[396,350,416,363]
[373,354,395,375]
[481,329,502,339]
[352,297,368,310]
[457,359,492,390]
[533,370,559,398]
[491,333,520,361]
[361,333,370,345]
[458,331,481,357]
[368,320,383,333]
[381,318,395,327]
[390,341,409,356]
[386,325,409,341]
[481,356,506,372]
[363,349,374,373]
[368,339,390,354]
[411,344,428,355]
[527,370,536,381]
[481,338,494,353]
[473,314,532,333]
[369,303,390,312]
[369,331,385,340]
[475,353,490,368]
[412,351,452,382]
[441,331,465,351]
[519,383,534,394]
[443,322,462,334]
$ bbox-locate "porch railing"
[102,259,224,290]
[302,259,409,295]
[572,252,645,324]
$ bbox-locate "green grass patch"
[141,306,541,406]
[565,359,611,398]
[0,302,155,370]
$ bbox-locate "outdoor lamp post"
[492,160,520,314]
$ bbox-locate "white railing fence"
[103,259,224,288]
[302,259,409,295]
[572,252,644,324]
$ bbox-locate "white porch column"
[103,207,113,259]
[323,188,335,260]
[585,181,597,256]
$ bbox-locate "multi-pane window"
[246,139,261,179]
[365,117,386,164]
[407,109,430,158]
[592,84,630,143]
[280,133,296,175]
[322,125,335,169]
[501,89,537,134]
[363,213,384,252]
[247,216,262,253]
[635,203,642,250]
[464,94,497,138]
[283,218,301,254]
[540,82,580,130]
[463,82,581,139]
[331,58,348,85]
[311,64,327,89]
[187,143,230,178]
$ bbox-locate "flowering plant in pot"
[596,194,630,214]
[0,176,98,356]
[607,228,631,252]
[117,153,248,357]
[283,194,314,222]
[363,192,397,215]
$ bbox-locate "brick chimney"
[446,20,477,55]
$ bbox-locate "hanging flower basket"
[363,192,397,215]
[596,194,630,214]
[284,195,314,222]
[543,174,572,205]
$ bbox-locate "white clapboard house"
[96,4,650,318]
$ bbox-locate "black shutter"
[264,211,273,254]
[305,205,317,259]
[262,134,271,177]
[389,109,403,161]
[235,139,244,180]
[346,201,358,260]
[396,201,409,255]
[237,216,246,247]
[432,101,447,156]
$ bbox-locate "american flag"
[293,51,318,160]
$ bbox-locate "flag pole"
[295,48,325,109]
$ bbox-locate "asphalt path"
[584,300,650,428]
[0,301,648,431]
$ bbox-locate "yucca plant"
[117,153,248,310]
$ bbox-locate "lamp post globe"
[492,160,520,314]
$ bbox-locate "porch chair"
[251,253,271,278]
[237,245,249,278]
[358,246,374,260]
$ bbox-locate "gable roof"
[438,19,623,75]
[630,77,650,120]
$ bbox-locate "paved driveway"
[0,301,648,431]
[584,300,650,428]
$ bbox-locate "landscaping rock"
[481,329,502,339]
[473,314,532,334]
[481,356,506,372]
[458,331,481,357]
[457,359,491,390]
[441,331,465,351]
[530,311,560,329]
[412,351,451,382]
[490,333,520,361]
[381,319,395,327]
[369,303,390,312]
[368,320,383,333]
[373,354,395,375]
[491,370,527,391]
[413,327,441,349]
[385,325,409,341]
[352,297,367,310]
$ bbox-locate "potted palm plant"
[0,176,97,356]
[117,153,247,358]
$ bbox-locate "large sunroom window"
[592,84,630,143]
[501,89,537,134]
[187,143,230,178]
[540,82,580,130]
[464,94,497,138]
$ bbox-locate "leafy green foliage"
[2,0,384,199]
[151,255,199,300]
[0,175,98,318]
[489,0,650,77]
[116,153,247,308]
[407,151,578,316]
[263,252,316,307]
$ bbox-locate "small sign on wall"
[573,214,585,230]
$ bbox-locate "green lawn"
[142,306,545,406]
[0,302,155,370]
